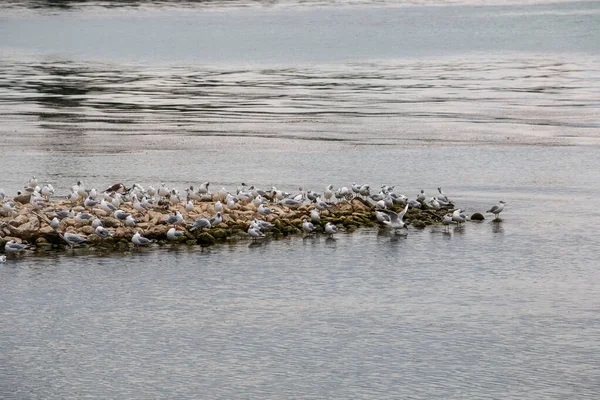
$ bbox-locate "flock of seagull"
[1,176,506,259]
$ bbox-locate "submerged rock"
[470,212,485,221]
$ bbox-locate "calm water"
[1,1,600,399]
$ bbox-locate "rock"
[9,215,29,227]
[271,228,283,239]
[412,220,427,229]
[145,225,170,238]
[80,226,96,235]
[14,194,31,204]
[7,217,40,241]
[470,212,485,221]
[196,232,216,245]
[102,217,121,228]
[211,229,229,240]
[351,198,371,212]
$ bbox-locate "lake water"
[1,1,600,399]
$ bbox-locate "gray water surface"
[1,1,600,399]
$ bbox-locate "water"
[1,1,600,399]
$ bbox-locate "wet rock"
[211,229,229,240]
[470,212,485,221]
[271,228,283,239]
[196,232,216,245]
[412,220,427,229]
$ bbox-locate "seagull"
[50,217,60,230]
[100,199,117,213]
[190,218,211,231]
[75,212,95,223]
[62,232,87,247]
[315,198,333,211]
[4,240,29,253]
[209,212,222,226]
[324,185,334,203]
[310,209,321,223]
[257,204,274,217]
[359,184,370,198]
[417,190,426,202]
[302,219,315,233]
[157,183,169,198]
[437,187,449,203]
[428,197,441,210]
[251,219,274,231]
[55,209,74,220]
[27,176,38,188]
[487,201,506,219]
[0,255,6,263]
[324,222,339,236]
[452,209,466,226]
[41,184,54,199]
[132,196,148,213]
[247,226,265,240]
[165,211,184,225]
[95,226,113,239]
[91,218,103,229]
[167,227,185,241]
[125,215,136,227]
[375,210,391,224]
[380,204,409,232]
[2,201,16,216]
[442,214,453,232]
[132,231,153,246]
[407,199,421,209]
[185,200,195,213]
[114,210,130,221]
[280,198,302,209]
[198,182,210,195]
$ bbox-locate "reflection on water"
[1,56,598,154]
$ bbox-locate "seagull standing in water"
[452,209,466,227]
[302,219,315,234]
[487,201,506,219]
[324,222,339,236]
[247,226,265,240]
[0,255,6,263]
[442,214,453,232]
[380,204,409,233]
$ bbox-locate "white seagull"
[132,231,153,246]
[167,227,185,241]
[487,201,506,219]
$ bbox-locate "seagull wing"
[397,204,409,221]
[381,210,400,223]
[487,205,499,213]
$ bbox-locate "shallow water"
[1,1,600,399]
